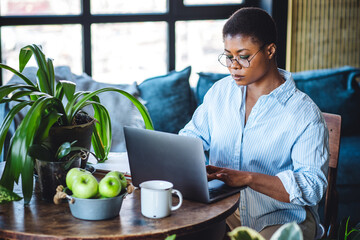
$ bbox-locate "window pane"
[176,20,229,86]
[184,0,243,6]
[1,0,81,16]
[91,0,167,14]
[1,25,82,84]
[92,22,167,84]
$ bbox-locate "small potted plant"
[0,44,154,204]
[29,140,95,202]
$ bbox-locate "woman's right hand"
[206,165,249,187]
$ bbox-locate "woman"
[179,7,329,240]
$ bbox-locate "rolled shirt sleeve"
[277,119,329,206]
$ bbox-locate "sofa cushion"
[292,66,360,135]
[336,135,360,185]
[138,66,196,134]
[196,72,229,105]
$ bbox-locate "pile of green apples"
[65,168,128,199]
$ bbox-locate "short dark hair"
[222,7,277,45]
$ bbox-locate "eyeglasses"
[218,44,266,68]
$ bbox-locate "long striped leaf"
[0,96,58,203]
[19,47,33,72]
[0,102,29,157]
[20,45,52,95]
[34,108,63,143]
[46,58,55,95]
[0,65,36,87]
[0,85,37,100]
[73,87,154,130]
[67,97,111,161]
[55,81,65,100]
[60,80,76,103]
[65,91,87,124]
[91,98,111,161]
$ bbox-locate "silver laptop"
[124,127,244,203]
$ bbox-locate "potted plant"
[30,140,95,202]
[0,44,154,204]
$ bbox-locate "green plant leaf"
[0,96,58,203]
[64,91,85,124]
[55,81,65,100]
[164,234,176,240]
[0,84,37,101]
[228,226,265,240]
[19,47,33,72]
[91,99,111,161]
[0,184,22,204]
[339,217,350,240]
[349,232,360,240]
[0,64,36,87]
[21,45,53,95]
[47,57,55,95]
[73,87,154,130]
[33,106,63,143]
[55,142,72,159]
[10,89,37,100]
[60,80,76,103]
[0,102,29,157]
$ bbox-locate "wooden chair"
[322,112,341,238]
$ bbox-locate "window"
[0,0,246,85]
[184,0,243,6]
[176,20,228,86]
[1,25,82,83]
[91,0,167,14]
[1,0,81,15]
[91,22,167,83]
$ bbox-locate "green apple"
[99,176,121,198]
[105,171,127,190]
[66,168,91,191]
[72,174,99,199]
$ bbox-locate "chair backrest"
[322,112,341,238]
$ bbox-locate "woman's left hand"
[206,165,250,187]
[206,165,290,203]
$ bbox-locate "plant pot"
[35,158,81,202]
[48,118,96,168]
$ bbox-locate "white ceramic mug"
[140,180,183,219]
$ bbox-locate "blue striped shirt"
[179,69,329,238]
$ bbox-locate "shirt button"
[241,206,246,210]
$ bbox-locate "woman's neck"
[246,68,284,101]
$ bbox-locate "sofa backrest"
[194,66,360,136]
[292,66,360,136]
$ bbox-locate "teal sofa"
[1,65,359,227]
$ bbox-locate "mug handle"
[171,189,183,211]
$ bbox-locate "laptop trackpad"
[208,179,242,199]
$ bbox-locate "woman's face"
[223,34,270,86]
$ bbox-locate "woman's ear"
[266,43,276,60]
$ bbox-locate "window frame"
[0,0,287,85]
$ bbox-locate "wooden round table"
[0,164,239,240]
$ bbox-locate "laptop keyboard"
[208,184,240,199]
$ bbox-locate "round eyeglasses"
[218,44,266,68]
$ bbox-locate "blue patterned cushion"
[138,67,196,133]
[292,66,360,135]
[196,72,230,105]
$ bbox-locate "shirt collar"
[268,68,296,105]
